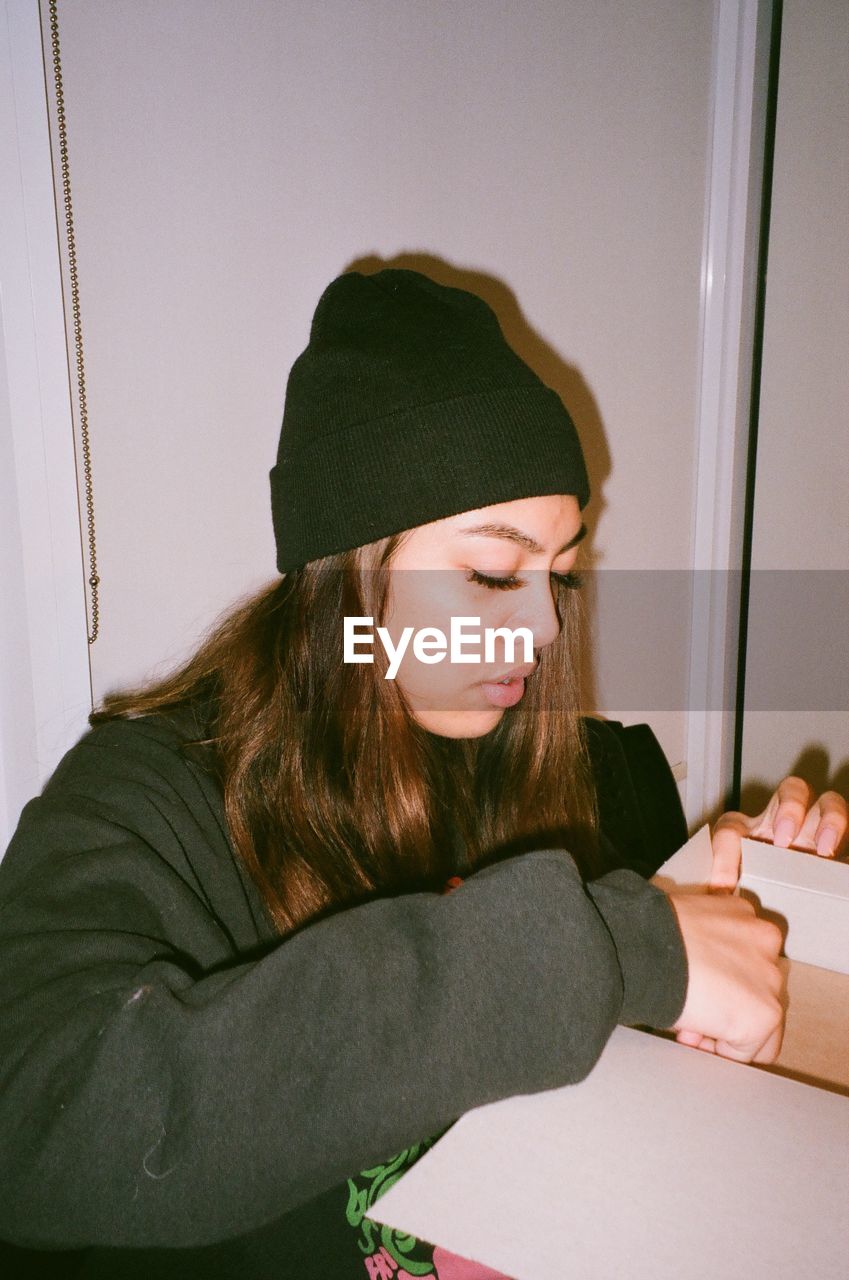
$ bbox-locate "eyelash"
[467,570,584,592]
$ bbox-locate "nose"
[511,573,562,652]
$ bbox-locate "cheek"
[386,570,488,644]
[393,646,475,704]
[382,572,519,694]
[381,577,455,697]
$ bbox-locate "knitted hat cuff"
[271,383,589,572]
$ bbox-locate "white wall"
[0,0,91,851]
[15,0,836,852]
[39,0,718,785]
[740,0,849,804]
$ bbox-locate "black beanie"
[270,269,590,573]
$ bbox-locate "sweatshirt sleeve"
[0,721,687,1251]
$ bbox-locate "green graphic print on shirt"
[345,1141,514,1280]
[346,1141,437,1276]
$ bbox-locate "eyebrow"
[457,520,588,556]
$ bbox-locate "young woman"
[0,269,844,1278]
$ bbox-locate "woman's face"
[382,494,585,737]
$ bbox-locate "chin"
[411,706,504,739]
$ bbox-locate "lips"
[488,661,538,684]
[479,661,537,709]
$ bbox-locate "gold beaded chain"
[47,0,100,644]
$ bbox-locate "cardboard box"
[738,839,849,975]
[366,829,849,1279]
[654,825,849,1091]
[653,824,849,974]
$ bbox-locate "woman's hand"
[710,776,848,891]
[666,891,785,1063]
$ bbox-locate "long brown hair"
[92,533,598,934]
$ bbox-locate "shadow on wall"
[739,745,849,853]
[345,249,610,713]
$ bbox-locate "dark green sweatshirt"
[0,710,687,1269]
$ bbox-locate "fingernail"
[774,819,795,848]
[817,827,838,857]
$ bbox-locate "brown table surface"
[759,957,849,1095]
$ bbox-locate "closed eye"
[551,571,584,590]
[467,570,584,591]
